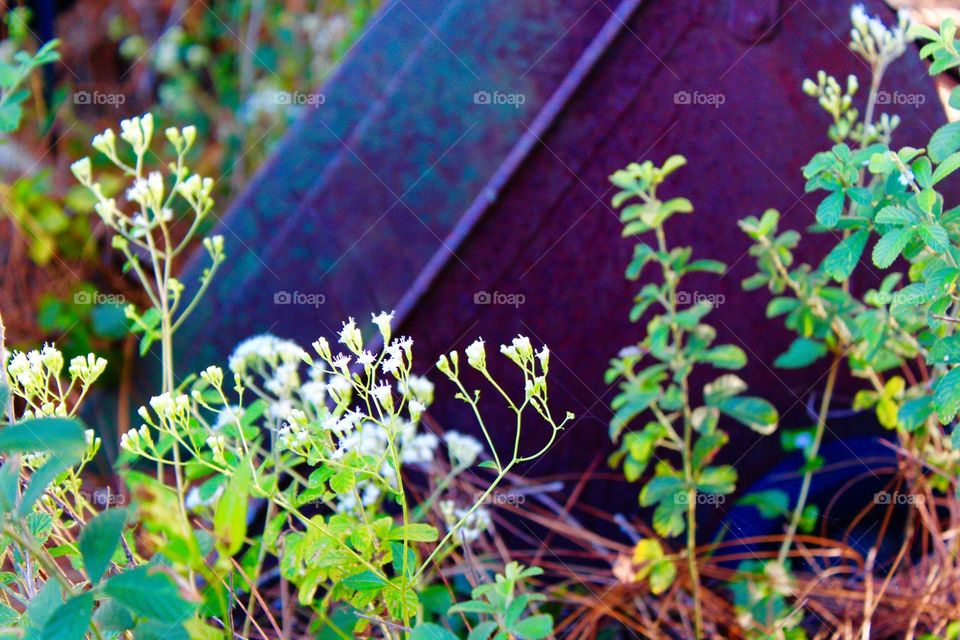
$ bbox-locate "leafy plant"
[414,563,553,640]
[605,155,779,637]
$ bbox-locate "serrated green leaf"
[821,230,869,282]
[930,122,960,163]
[933,152,960,185]
[815,190,844,227]
[872,227,915,269]
[934,367,960,424]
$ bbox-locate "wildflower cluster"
[70,113,225,374]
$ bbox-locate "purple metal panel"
[166,0,958,515]
[392,0,958,505]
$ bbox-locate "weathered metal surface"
[173,0,959,513]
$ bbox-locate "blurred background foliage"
[0,0,377,376]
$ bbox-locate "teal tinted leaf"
[930,122,960,163]
[701,345,747,370]
[102,566,195,624]
[935,368,960,424]
[739,489,789,518]
[511,614,554,639]
[874,206,915,226]
[930,336,960,365]
[898,396,933,432]
[821,230,869,282]
[816,190,844,227]
[933,152,960,185]
[92,599,135,633]
[41,592,93,640]
[717,396,778,434]
[79,508,127,584]
[468,621,498,640]
[410,624,459,640]
[918,223,950,253]
[774,338,827,369]
[872,228,915,269]
[0,102,23,133]
[0,417,86,515]
[639,475,685,507]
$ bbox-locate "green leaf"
[740,489,789,518]
[448,600,496,615]
[468,621,498,640]
[701,345,747,370]
[79,508,127,584]
[821,230,868,282]
[388,523,439,542]
[934,367,960,424]
[929,336,960,365]
[872,228,915,269]
[0,102,23,133]
[0,385,7,418]
[703,375,747,406]
[930,122,960,163]
[874,206,915,226]
[342,570,388,591]
[410,624,459,640]
[717,396,778,434]
[774,338,827,369]
[511,614,554,639]
[898,396,933,432]
[214,456,251,555]
[102,566,195,624]
[0,417,86,515]
[697,465,737,494]
[919,223,950,253]
[816,190,844,227]
[639,475,685,507]
[648,560,677,596]
[932,152,960,185]
[41,592,93,640]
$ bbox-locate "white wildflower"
[445,431,484,468]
